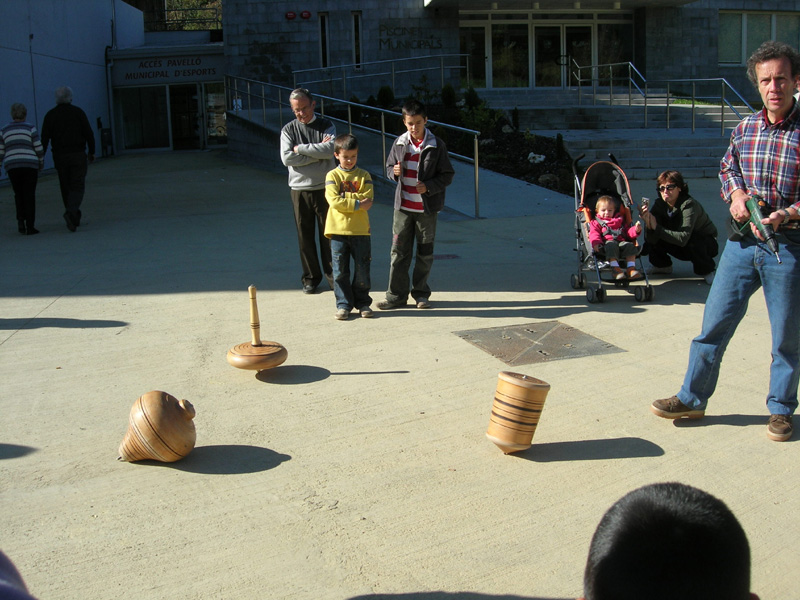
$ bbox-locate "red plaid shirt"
[720,103,800,211]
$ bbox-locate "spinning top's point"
[486,371,550,454]
[118,390,196,462]
[227,285,288,371]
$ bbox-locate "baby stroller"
[571,154,654,303]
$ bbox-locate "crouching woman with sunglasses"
[640,170,719,284]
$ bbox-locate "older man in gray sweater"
[280,88,336,294]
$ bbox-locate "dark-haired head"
[656,170,689,200]
[582,483,755,600]
[334,133,358,153]
[746,40,800,87]
[401,99,427,119]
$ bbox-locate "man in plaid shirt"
[651,40,800,442]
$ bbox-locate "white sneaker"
[647,264,673,275]
[703,271,715,285]
[335,308,350,320]
[359,307,374,318]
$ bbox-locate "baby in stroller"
[588,194,643,280]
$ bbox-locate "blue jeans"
[330,234,372,311]
[677,234,800,416]
[386,210,438,304]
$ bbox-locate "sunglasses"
[658,184,678,192]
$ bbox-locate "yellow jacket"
[324,166,373,237]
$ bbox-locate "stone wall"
[639,2,780,106]
[642,7,718,82]
[223,0,460,99]
[225,111,284,174]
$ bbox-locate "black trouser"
[290,188,332,288]
[7,167,38,229]
[54,151,88,224]
[647,234,718,275]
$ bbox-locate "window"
[719,11,800,65]
[746,14,771,58]
[776,14,800,51]
[319,12,329,69]
[719,13,742,63]
[352,11,362,68]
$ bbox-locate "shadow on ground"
[349,594,571,600]
[514,437,664,462]
[122,444,291,474]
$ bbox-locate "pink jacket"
[588,214,638,247]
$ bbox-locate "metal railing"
[572,60,647,107]
[293,54,471,102]
[225,75,484,217]
[644,78,754,135]
[571,60,755,134]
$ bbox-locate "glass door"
[534,26,561,87]
[117,86,170,150]
[204,82,227,146]
[459,27,487,89]
[170,84,201,150]
[566,26,592,87]
[492,23,529,88]
[535,25,593,88]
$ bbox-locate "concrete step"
[622,165,724,181]
[562,129,730,180]
[515,106,741,131]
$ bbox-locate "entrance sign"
[112,53,225,86]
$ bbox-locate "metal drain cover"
[454,321,624,366]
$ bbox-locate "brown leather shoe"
[767,414,793,442]
[651,395,705,419]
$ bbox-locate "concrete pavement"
[0,149,797,600]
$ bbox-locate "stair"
[559,133,731,181]
[475,87,749,180]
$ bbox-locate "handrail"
[225,74,484,217]
[293,54,471,101]
[571,60,755,134]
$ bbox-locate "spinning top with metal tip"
[227,285,288,371]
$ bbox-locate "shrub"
[464,87,482,109]
[441,84,457,108]
[377,85,395,108]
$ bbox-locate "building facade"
[224,0,800,105]
[2,0,798,166]
[0,0,226,166]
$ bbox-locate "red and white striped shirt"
[400,136,425,213]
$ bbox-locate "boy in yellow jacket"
[324,133,374,320]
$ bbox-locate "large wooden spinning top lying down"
[118,390,196,462]
[227,285,288,371]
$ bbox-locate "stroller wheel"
[634,286,646,302]
[645,286,654,302]
[587,287,605,303]
[570,273,585,289]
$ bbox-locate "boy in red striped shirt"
[377,100,454,310]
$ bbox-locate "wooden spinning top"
[486,372,550,454]
[118,390,196,462]
[227,285,288,371]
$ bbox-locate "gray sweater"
[280,116,336,191]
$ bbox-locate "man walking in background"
[41,86,95,232]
